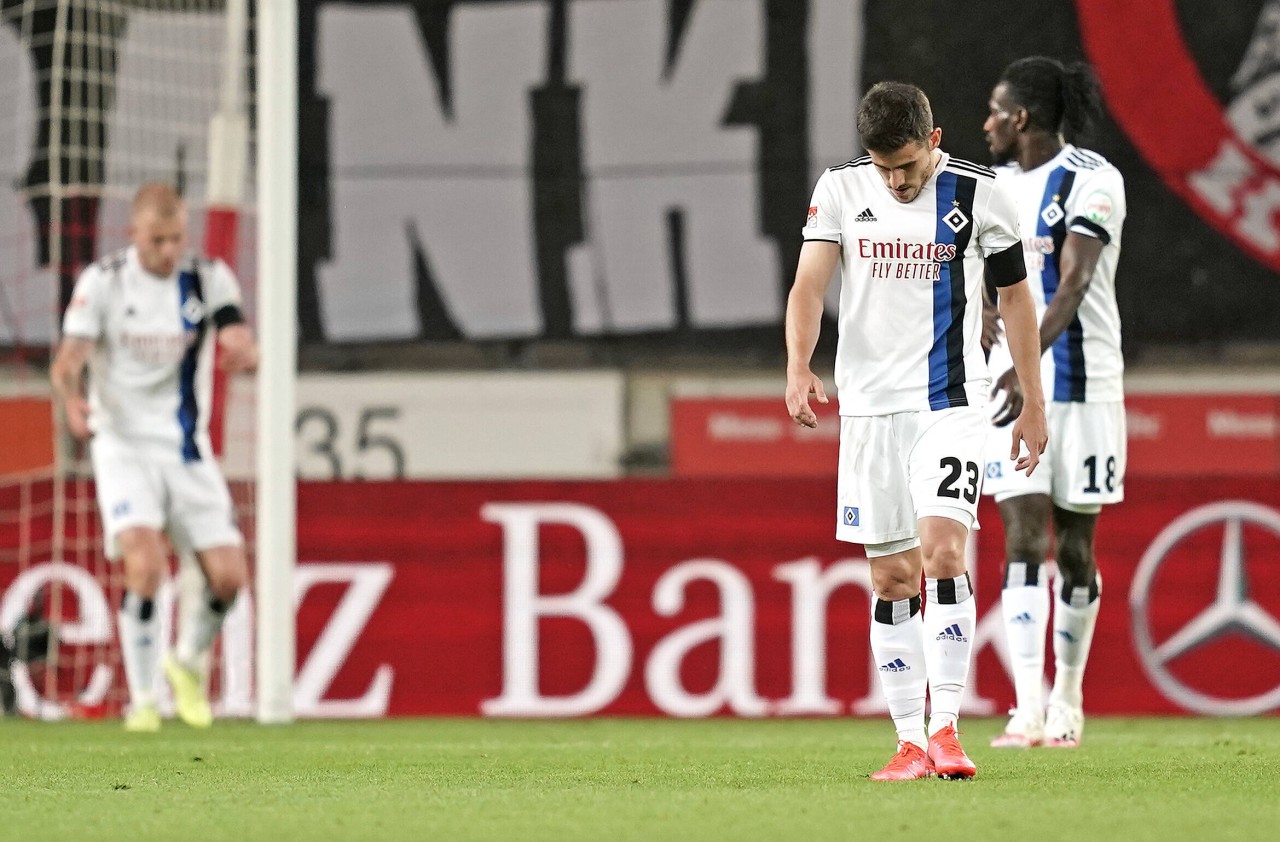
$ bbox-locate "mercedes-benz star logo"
[1130,501,1280,715]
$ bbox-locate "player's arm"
[50,337,95,440]
[997,277,1048,475]
[784,241,840,428]
[208,260,259,374]
[1037,232,1104,351]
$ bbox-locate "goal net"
[0,0,257,720]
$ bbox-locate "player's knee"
[870,558,920,601]
[921,539,966,578]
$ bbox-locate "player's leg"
[115,526,169,731]
[1045,504,1100,747]
[163,460,245,727]
[836,416,933,781]
[983,408,1056,745]
[1043,401,1125,747]
[867,544,935,780]
[91,436,168,731]
[907,406,985,779]
[992,492,1053,747]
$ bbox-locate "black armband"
[212,305,245,329]
[1069,216,1111,244]
[986,243,1026,288]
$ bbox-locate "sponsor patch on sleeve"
[806,206,818,228]
[1083,191,1113,224]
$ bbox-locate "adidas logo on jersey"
[878,658,910,673]
[854,207,877,222]
[935,623,968,642]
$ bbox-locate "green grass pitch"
[4,717,1278,841]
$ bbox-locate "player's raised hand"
[1010,400,1048,476]
[785,367,828,428]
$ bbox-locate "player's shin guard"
[1001,560,1050,715]
[1050,574,1102,709]
[118,592,159,708]
[923,573,976,735]
[870,594,927,749]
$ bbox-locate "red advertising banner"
[4,478,1277,717]
[286,477,1280,717]
[672,395,1280,478]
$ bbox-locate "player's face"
[130,207,188,278]
[868,127,942,204]
[984,83,1022,166]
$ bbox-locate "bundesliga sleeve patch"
[806,206,818,227]
[1083,191,1113,224]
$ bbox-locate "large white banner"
[314,0,861,341]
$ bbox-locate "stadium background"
[1,0,1278,722]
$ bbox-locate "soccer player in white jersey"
[785,82,1048,781]
[979,58,1126,750]
[50,183,259,732]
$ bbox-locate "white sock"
[1050,574,1102,709]
[118,592,159,709]
[1001,580,1049,717]
[923,573,976,736]
[175,586,234,673]
[870,594,927,749]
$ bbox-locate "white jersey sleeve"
[62,264,108,340]
[977,176,1022,257]
[204,259,245,317]
[803,168,844,243]
[1066,165,1126,245]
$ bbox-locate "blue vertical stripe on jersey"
[928,171,975,409]
[1037,168,1087,401]
[177,270,203,462]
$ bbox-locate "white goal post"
[254,0,297,725]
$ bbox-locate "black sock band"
[122,592,155,622]
[1003,559,1042,588]
[928,573,973,605]
[873,594,922,625]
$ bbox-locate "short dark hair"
[999,56,1103,144]
[856,81,934,154]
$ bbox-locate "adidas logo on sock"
[1056,629,1077,643]
[854,207,877,222]
[878,658,910,673]
[935,623,968,642]
[1010,612,1034,624]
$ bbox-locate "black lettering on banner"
[295,406,408,480]
[938,457,980,503]
[354,407,407,480]
[297,407,343,479]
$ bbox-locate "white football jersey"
[989,144,1126,402]
[62,246,244,459]
[804,152,1023,415]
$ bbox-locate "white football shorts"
[836,405,988,545]
[90,433,243,560]
[983,400,1126,510]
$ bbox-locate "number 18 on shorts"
[836,406,989,545]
